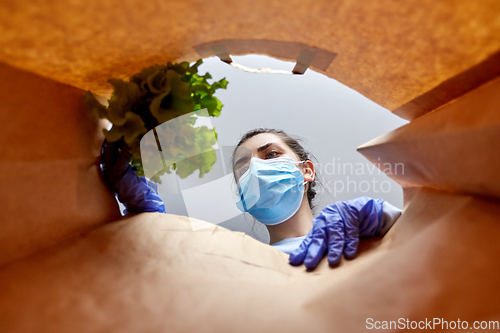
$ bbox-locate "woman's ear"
[302,160,315,183]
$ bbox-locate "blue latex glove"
[289,196,384,269]
[101,139,165,214]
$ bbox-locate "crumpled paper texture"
[1,1,500,331]
[0,0,499,119]
[0,188,499,332]
[0,63,121,266]
[358,75,500,202]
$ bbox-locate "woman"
[101,129,401,270]
[231,128,402,269]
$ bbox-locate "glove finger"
[343,215,360,259]
[117,142,132,163]
[101,139,115,166]
[303,228,328,269]
[343,238,359,259]
[101,139,123,167]
[326,219,345,266]
[289,229,313,266]
[102,139,130,189]
[114,144,132,176]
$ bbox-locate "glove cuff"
[380,201,402,235]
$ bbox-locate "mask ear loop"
[303,181,309,193]
[294,160,311,190]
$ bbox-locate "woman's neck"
[267,194,314,245]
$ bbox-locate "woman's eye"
[266,151,279,158]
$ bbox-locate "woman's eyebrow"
[257,142,282,152]
[234,142,283,167]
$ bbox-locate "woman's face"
[232,133,311,181]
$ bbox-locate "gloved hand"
[101,139,166,214]
[289,196,384,269]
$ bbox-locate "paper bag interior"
[1,0,500,331]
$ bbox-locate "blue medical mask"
[235,157,307,225]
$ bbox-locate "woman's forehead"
[239,133,287,151]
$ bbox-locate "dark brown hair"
[233,128,318,211]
